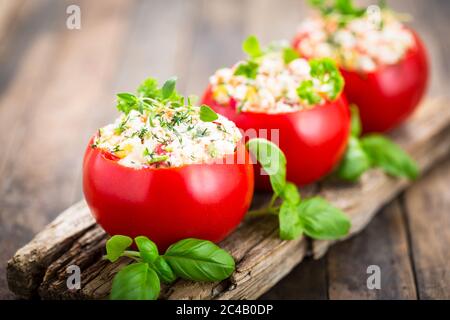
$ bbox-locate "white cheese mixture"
[93,106,242,169]
[209,50,340,114]
[296,11,415,72]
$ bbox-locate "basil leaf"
[349,104,362,137]
[283,47,300,64]
[298,197,351,240]
[242,35,263,59]
[281,182,301,205]
[105,235,133,262]
[279,201,303,240]
[361,134,419,180]
[199,105,219,122]
[151,256,177,284]
[234,61,259,79]
[336,136,371,181]
[134,236,158,263]
[162,76,177,99]
[246,138,287,196]
[163,239,235,282]
[110,262,160,300]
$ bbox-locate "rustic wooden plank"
[403,157,450,299]
[312,97,450,258]
[327,200,417,300]
[1,0,135,299]
[7,97,450,300]
[261,257,328,300]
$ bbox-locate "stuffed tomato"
[83,78,254,251]
[202,40,350,188]
[293,3,429,133]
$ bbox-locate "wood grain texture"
[1,0,450,300]
[403,159,450,299]
[327,200,417,300]
[6,98,450,300]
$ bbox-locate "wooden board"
[6,97,450,300]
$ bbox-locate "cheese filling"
[209,45,344,114]
[296,10,415,72]
[93,106,242,169]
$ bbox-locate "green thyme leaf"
[105,235,133,262]
[361,134,419,180]
[110,262,160,300]
[199,105,219,122]
[134,236,158,263]
[242,35,263,59]
[234,60,259,79]
[283,47,300,64]
[163,239,235,282]
[298,197,351,240]
[246,138,287,196]
[161,76,177,99]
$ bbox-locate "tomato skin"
[83,140,254,251]
[202,86,351,188]
[293,30,429,133]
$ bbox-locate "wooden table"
[0,0,449,300]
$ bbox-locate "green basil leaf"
[105,235,133,262]
[151,256,177,284]
[234,61,259,79]
[242,35,263,59]
[199,105,219,122]
[161,76,177,99]
[349,104,362,137]
[134,236,158,263]
[298,197,351,240]
[279,201,303,240]
[246,138,287,196]
[336,136,371,181]
[281,182,301,205]
[283,47,300,64]
[110,262,160,300]
[361,134,419,180]
[163,239,235,282]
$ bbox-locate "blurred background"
[0,0,449,299]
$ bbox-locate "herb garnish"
[246,138,351,240]
[106,236,235,300]
[336,105,419,181]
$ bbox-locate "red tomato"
[202,86,351,188]
[293,30,429,133]
[83,139,254,251]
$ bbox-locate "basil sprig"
[336,105,419,181]
[247,138,351,241]
[106,236,235,300]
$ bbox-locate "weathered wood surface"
[6,97,450,299]
[1,0,450,300]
